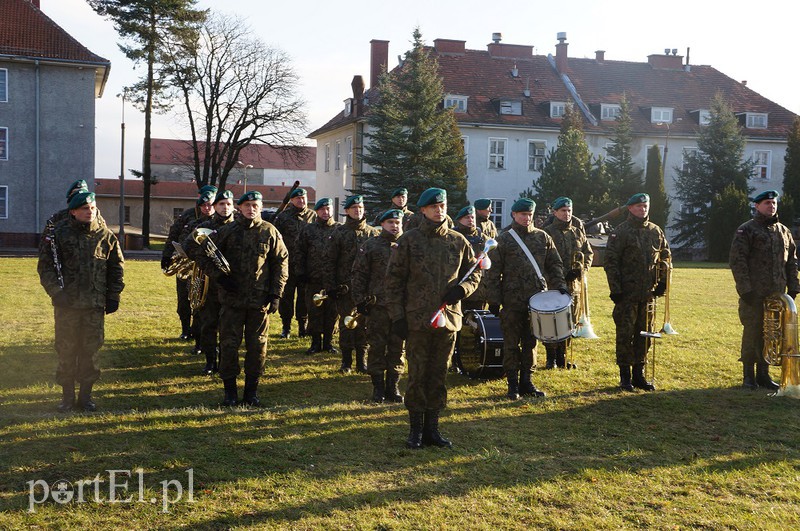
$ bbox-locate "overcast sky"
[41,0,800,181]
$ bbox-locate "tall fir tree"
[605,93,643,203]
[644,144,671,229]
[671,93,753,248]
[356,28,466,217]
[707,184,751,262]
[781,116,800,226]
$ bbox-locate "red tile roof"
[94,178,316,203]
[150,138,315,171]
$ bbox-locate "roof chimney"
[351,75,365,116]
[555,32,568,72]
[648,50,683,70]
[595,50,605,63]
[492,32,502,43]
[370,39,389,89]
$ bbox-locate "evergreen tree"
[671,93,753,248]
[605,93,643,203]
[356,28,466,217]
[707,185,751,262]
[781,116,800,226]
[644,144,671,229]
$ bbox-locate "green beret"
[343,195,364,209]
[474,198,492,210]
[551,196,572,210]
[290,188,307,198]
[68,191,95,210]
[213,190,234,204]
[378,209,404,223]
[625,193,650,206]
[456,205,475,219]
[314,197,332,210]
[417,188,447,207]
[512,198,535,212]
[197,190,215,205]
[392,187,408,198]
[237,190,262,205]
[199,185,218,196]
[66,179,88,200]
[753,190,779,203]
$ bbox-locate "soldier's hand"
[218,275,238,293]
[267,297,280,314]
[789,290,799,300]
[609,292,624,304]
[391,318,408,340]
[442,285,466,305]
[653,280,667,297]
[557,287,570,296]
[741,291,758,305]
[488,304,501,316]
[51,290,70,307]
[565,268,582,283]
[161,256,171,271]
[105,298,119,315]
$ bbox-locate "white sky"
[41,0,800,181]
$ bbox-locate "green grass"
[1,258,798,530]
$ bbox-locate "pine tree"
[644,145,671,229]
[781,116,800,226]
[356,28,466,217]
[671,93,753,248]
[605,93,643,203]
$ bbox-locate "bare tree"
[162,13,308,190]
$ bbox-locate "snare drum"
[456,310,504,379]
[528,290,574,342]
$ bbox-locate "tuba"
[762,293,800,398]
[572,250,599,339]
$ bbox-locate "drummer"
[486,198,567,400]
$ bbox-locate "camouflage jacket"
[273,204,316,272]
[604,214,669,302]
[38,216,125,309]
[543,217,594,294]
[485,221,566,311]
[181,213,235,270]
[454,224,489,304]
[477,213,498,240]
[202,215,288,309]
[162,206,198,261]
[385,215,480,332]
[729,212,800,298]
[40,207,107,254]
[296,217,339,284]
[351,229,399,309]
[325,216,380,290]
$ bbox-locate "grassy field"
[0,257,798,530]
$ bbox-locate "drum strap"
[509,229,548,290]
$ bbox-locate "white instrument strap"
[509,229,547,291]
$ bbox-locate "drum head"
[528,290,571,312]
[457,310,504,379]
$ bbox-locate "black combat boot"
[545,346,556,369]
[242,375,261,406]
[57,384,75,413]
[179,317,192,341]
[422,409,453,448]
[506,371,520,400]
[371,373,385,403]
[202,349,216,375]
[742,363,758,390]
[222,378,238,406]
[619,365,634,392]
[77,382,96,412]
[519,368,546,397]
[406,411,425,449]
[756,363,779,391]
[385,371,404,403]
[306,334,322,355]
[555,345,568,369]
[323,331,338,355]
[339,350,353,373]
[280,318,292,339]
[298,319,308,338]
[355,348,368,373]
[632,363,655,391]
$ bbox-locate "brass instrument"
[762,293,800,398]
[187,228,232,311]
[312,290,329,307]
[188,263,209,313]
[343,309,361,330]
[658,248,678,335]
[163,242,193,281]
[571,250,598,340]
[639,246,676,382]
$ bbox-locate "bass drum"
[456,310,504,379]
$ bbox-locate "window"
[124,206,130,224]
[461,136,469,165]
[550,102,566,118]
[499,100,522,116]
[345,136,352,170]
[489,199,505,227]
[601,104,621,120]
[528,140,546,171]
[324,143,330,172]
[682,147,699,173]
[173,208,183,220]
[0,127,7,160]
[651,107,673,123]
[0,185,7,219]
[444,94,468,113]
[698,110,711,125]
[344,99,352,116]
[488,138,507,169]
[746,113,768,129]
[0,69,6,102]
[752,150,771,179]
[334,141,341,171]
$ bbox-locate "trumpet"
[571,250,599,339]
[762,293,800,398]
[312,290,329,307]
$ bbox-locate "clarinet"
[46,220,65,289]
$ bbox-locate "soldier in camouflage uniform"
[162,185,217,342]
[352,209,406,403]
[729,190,799,390]
[474,198,499,240]
[372,187,415,229]
[385,188,480,449]
[273,188,317,338]
[454,205,489,312]
[182,189,236,375]
[40,180,107,255]
[326,195,380,373]
[604,193,669,392]
[201,191,288,407]
[296,197,340,355]
[486,198,566,400]
[542,197,593,369]
[38,192,124,412]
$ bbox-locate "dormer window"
[601,104,621,121]
[745,112,768,129]
[344,99,352,116]
[499,100,522,116]
[444,94,468,113]
[651,107,673,123]
[550,102,566,118]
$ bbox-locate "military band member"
[161,185,217,342]
[542,197,593,369]
[729,190,799,390]
[385,188,481,449]
[486,198,566,400]
[38,191,124,412]
[373,187,414,229]
[326,195,380,373]
[273,187,316,339]
[352,208,406,403]
[182,189,236,375]
[40,180,107,254]
[454,205,489,312]
[604,193,669,392]
[200,191,288,406]
[296,197,340,355]
[474,198,498,240]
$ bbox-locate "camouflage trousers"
[197,288,222,355]
[304,280,338,337]
[218,305,269,380]
[612,299,654,366]
[54,306,104,386]
[279,274,308,323]
[500,309,537,373]
[404,328,456,412]
[336,295,367,352]
[738,297,765,365]
[365,306,405,376]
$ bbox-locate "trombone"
[571,250,599,340]
[639,246,677,383]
